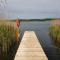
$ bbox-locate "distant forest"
[12,18,55,21]
[0,18,57,21]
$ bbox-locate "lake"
[20,21,60,60]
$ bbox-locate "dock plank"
[14,31,48,60]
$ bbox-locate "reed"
[49,26,60,48]
[0,23,17,60]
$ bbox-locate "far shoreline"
[0,18,60,23]
[0,18,56,21]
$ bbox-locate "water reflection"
[20,21,60,60]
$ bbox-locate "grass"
[49,26,60,48]
[0,21,18,60]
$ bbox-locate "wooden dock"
[14,31,48,60]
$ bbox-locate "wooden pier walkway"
[14,31,48,60]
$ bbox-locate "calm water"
[20,21,60,60]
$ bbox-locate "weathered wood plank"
[14,31,48,60]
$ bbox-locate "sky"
[0,0,60,19]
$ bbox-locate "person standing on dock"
[16,17,20,43]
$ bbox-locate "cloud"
[6,0,60,18]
